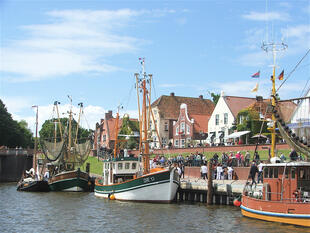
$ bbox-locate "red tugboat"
[240,43,310,227]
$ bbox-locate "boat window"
[132,162,137,170]
[105,163,108,169]
[299,168,306,180]
[264,167,268,178]
[113,163,115,169]
[269,167,273,178]
[274,167,278,178]
[118,163,123,170]
[291,167,296,179]
[125,163,130,169]
[285,167,289,178]
[107,163,109,169]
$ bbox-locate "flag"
[251,71,260,78]
[278,70,284,80]
[251,83,259,92]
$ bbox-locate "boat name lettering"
[143,176,155,183]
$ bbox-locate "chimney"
[199,95,203,99]
[105,110,113,120]
[170,92,175,97]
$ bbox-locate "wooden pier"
[176,179,263,205]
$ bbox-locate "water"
[0,183,308,233]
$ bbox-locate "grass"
[81,156,103,175]
[81,148,292,176]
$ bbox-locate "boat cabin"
[262,162,310,202]
[102,157,140,185]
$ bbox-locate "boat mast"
[113,105,121,159]
[74,102,83,145]
[262,42,287,157]
[136,58,151,174]
[54,101,63,141]
[32,105,38,175]
[67,95,73,162]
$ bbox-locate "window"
[180,122,185,133]
[264,167,268,178]
[285,167,289,178]
[215,114,219,125]
[269,167,273,178]
[113,163,115,169]
[105,163,108,169]
[186,124,190,134]
[132,163,137,169]
[291,167,296,179]
[274,167,278,178]
[118,163,123,170]
[125,163,130,169]
[224,113,228,124]
[176,126,179,136]
[164,122,168,131]
[175,139,179,146]
[181,139,185,148]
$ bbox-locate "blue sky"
[1,0,310,133]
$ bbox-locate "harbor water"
[0,183,308,233]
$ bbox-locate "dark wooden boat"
[17,178,50,192]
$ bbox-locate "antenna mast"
[262,42,287,157]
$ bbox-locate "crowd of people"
[151,149,303,182]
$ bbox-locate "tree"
[39,117,92,143]
[210,92,220,105]
[236,108,268,144]
[0,99,34,148]
[118,116,140,150]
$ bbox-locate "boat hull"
[94,168,179,203]
[48,169,90,192]
[17,180,50,192]
[241,195,310,227]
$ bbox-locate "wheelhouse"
[102,157,140,185]
[262,162,310,202]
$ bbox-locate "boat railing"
[245,189,310,203]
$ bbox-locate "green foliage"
[236,108,268,143]
[39,117,92,142]
[210,92,220,105]
[118,116,139,149]
[0,99,34,148]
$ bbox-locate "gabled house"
[207,91,256,145]
[151,93,214,149]
[172,103,210,148]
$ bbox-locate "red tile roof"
[224,96,256,117]
[152,95,215,119]
[190,114,210,133]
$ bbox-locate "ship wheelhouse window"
[285,167,289,178]
[118,163,123,170]
[269,167,273,178]
[274,167,278,178]
[125,163,130,170]
[132,162,137,170]
[264,167,268,178]
[113,163,115,169]
[291,167,296,179]
[299,168,306,180]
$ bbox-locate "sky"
[1,0,310,134]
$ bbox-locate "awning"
[252,134,268,139]
[225,130,250,139]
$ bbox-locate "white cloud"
[242,11,290,21]
[1,9,177,82]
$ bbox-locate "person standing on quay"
[249,162,258,186]
[200,163,208,180]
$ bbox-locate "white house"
[207,91,256,145]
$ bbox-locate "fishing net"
[73,139,92,166]
[40,139,65,162]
